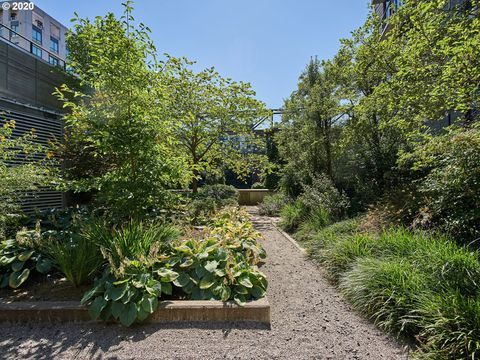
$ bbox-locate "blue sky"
[35,0,370,109]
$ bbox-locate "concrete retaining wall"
[237,189,273,206]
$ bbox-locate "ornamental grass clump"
[279,199,309,232]
[44,234,104,288]
[82,219,179,275]
[300,219,480,359]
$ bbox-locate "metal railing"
[0,23,66,70]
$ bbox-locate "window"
[10,21,19,34]
[32,25,42,44]
[50,24,60,39]
[10,12,17,21]
[48,55,59,66]
[50,36,58,53]
[31,44,42,58]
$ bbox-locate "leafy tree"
[383,0,480,130]
[165,64,271,193]
[334,15,406,205]
[276,57,344,191]
[56,2,187,219]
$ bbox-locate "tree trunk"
[323,119,333,180]
[191,168,199,194]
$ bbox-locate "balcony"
[0,23,66,70]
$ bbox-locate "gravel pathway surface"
[0,208,408,359]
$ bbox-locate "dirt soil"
[0,207,409,359]
[0,274,89,302]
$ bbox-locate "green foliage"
[300,207,331,234]
[0,232,52,289]
[165,63,271,193]
[340,258,424,336]
[197,184,238,206]
[56,4,187,220]
[44,234,104,287]
[0,120,57,238]
[300,174,349,222]
[413,291,480,360]
[81,264,176,326]
[408,125,480,242]
[167,207,267,305]
[258,193,291,217]
[279,199,309,233]
[81,206,267,325]
[32,206,93,232]
[82,219,179,276]
[278,174,348,234]
[276,58,344,185]
[168,236,267,305]
[276,0,480,241]
[186,184,238,225]
[297,220,480,359]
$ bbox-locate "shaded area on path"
[0,207,408,359]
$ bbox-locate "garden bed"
[0,256,271,325]
[0,297,270,324]
[1,207,269,326]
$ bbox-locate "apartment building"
[373,0,471,21]
[0,1,68,67]
[0,2,71,212]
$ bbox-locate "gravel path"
[0,208,408,359]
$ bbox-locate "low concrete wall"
[237,189,273,206]
[0,298,270,324]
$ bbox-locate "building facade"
[373,0,470,21]
[0,2,71,212]
[0,1,68,68]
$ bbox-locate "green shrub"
[299,174,349,222]
[167,207,267,305]
[258,193,291,217]
[279,199,309,232]
[410,125,480,243]
[187,184,239,225]
[302,207,331,231]
[44,234,104,287]
[82,206,268,325]
[279,166,303,198]
[186,197,217,225]
[251,182,264,189]
[299,221,480,359]
[321,233,374,282]
[167,236,267,305]
[196,184,238,206]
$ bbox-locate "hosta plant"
[164,237,267,305]
[81,263,179,326]
[0,239,52,288]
